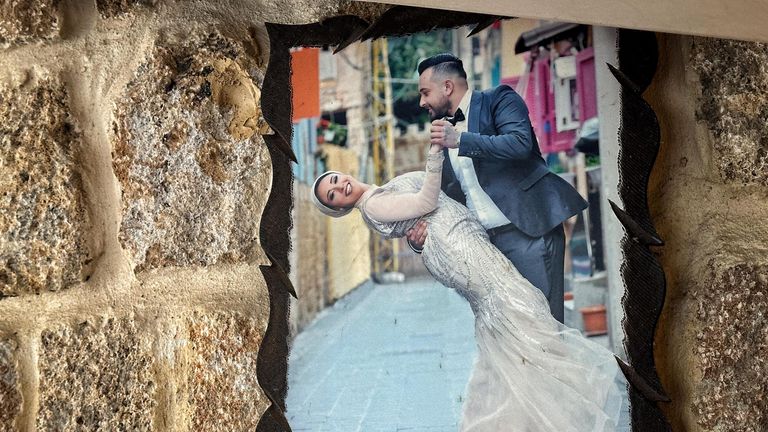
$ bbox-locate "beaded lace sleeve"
[361,151,444,223]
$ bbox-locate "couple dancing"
[312,54,628,431]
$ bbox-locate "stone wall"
[0,1,383,430]
[393,124,429,175]
[647,34,768,432]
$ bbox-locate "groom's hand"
[431,120,459,149]
[406,220,428,251]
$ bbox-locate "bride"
[311,141,629,431]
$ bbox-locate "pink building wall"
[502,47,597,155]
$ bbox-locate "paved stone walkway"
[287,278,475,431]
[286,277,628,431]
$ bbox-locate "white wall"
[593,26,626,359]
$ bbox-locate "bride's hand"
[429,143,443,154]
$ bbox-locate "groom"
[406,53,587,323]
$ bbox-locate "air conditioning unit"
[553,55,580,132]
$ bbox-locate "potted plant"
[579,304,607,336]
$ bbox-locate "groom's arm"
[456,86,535,160]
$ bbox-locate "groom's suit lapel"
[468,90,484,177]
[468,90,481,133]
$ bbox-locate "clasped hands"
[408,119,459,250]
[430,119,459,149]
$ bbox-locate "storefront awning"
[514,22,586,54]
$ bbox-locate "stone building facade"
[288,40,373,335]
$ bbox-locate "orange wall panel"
[290,47,320,121]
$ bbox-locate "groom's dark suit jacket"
[442,85,588,237]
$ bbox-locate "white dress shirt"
[449,90,512,230]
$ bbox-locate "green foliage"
[387,30,454,128]
[388,30,453,80]
[586,154,601,167]
[318,120,348,146]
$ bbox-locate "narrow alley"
[287,277,476,431]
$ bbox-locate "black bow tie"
[446,109,465,126]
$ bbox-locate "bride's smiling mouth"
[345,182,352,196]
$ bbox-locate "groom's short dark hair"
[418,53,467,80]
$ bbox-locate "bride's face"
[316,172,366,209]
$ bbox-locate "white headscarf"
[311,171,354,218]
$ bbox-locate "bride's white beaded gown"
[354,152,628,432]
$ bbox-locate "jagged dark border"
[256,9,671,431]
[610,29,673,430]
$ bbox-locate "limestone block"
[336,0,392,23]
[692,264,768,431]
[113,33,271,272]
[0,337,21,431]
[394,131,429,174]
[0,79,89,297]
[692,38,768,185]
[0,0,59,47]
[38,317,156,431]
[96,0,154,18]
[185,311,268,430]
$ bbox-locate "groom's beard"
[429,112,445,121]
[428,100,452,121]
